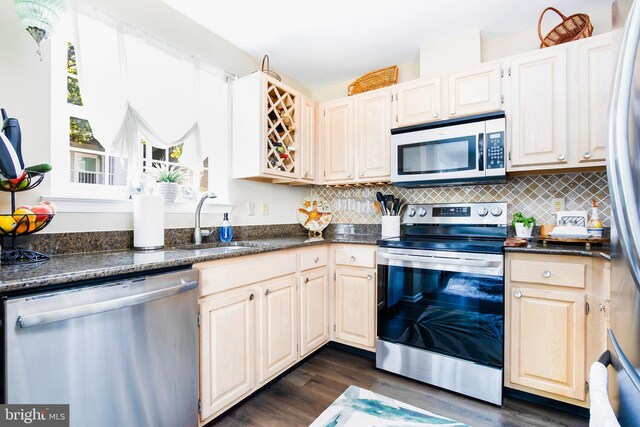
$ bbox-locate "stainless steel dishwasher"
[4,268,198,427]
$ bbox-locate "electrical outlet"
[248,201,256,216]
[551,197,565,214]
[261,201,269,215]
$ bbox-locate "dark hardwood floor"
[210,347,589,427]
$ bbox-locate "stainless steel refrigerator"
[607,0,640,424]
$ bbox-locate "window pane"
[109,157,128,186]
[70,152,105,184]
[200,169,208,192]
[152,147,166,161]
[70,117,105,151]
[67,42,77,75]
[169,144,183,164]
[67,76,83,106]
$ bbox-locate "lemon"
[0,216,17,234]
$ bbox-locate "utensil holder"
[381,216,400,238]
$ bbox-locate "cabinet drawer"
[334,246,376,269]
[510,258,586,289]
[196,251,297,297]
[299,247,328,271]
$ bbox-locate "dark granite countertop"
[504,239,611,260]
[0,235,379,294]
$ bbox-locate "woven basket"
[348,65,398,96]
[538,7,593,48]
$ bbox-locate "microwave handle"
[478,133,485,171]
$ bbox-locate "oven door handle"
[378,252,501,268]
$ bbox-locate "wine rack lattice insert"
[266,81,297,175]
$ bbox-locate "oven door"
[377,247,504,368]
[391,121,486,185]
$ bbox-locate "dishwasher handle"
[17,280,197,329]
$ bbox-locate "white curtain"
[73,11,225,186]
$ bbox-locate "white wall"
[420,32,481,78]
[0,0,312,233]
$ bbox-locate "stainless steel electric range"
[376,202,507,405]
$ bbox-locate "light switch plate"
[248,201,256,216]
[261,201,269,215]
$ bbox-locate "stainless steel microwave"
[391,112,506,187]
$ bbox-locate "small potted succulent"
[153,165,185,202]
[512,212,536,238]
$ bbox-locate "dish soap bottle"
[587,199,604,238]
[219,213,233,242]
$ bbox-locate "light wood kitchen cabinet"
[322,98,355,182]
[505,252,609,407]
[300,97,317,181]
[199,287,255,420]
[507,47,568,169]
[334,267,376,350]
[256,274,298,384]
[576,34,613,165]
[299,268,330,356]
[395,77,442,127]
[448,62,502,118]
[356,88,393,181]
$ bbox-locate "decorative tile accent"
[312,172,611,226]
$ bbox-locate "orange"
[14,208,37,234]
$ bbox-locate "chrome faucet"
[194,192,217,244]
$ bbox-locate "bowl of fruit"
[0,201,56,237]
[0,165,50,193]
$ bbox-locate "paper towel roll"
[133,195,164,250]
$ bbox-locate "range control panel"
[403,202,508,226]
[486,131,505,170]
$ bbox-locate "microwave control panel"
[486,131,504,170]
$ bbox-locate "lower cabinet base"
[504,387,590,417]
[376,340,503,406]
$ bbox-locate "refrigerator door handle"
[607,0,640,292]
[16,280,198,328]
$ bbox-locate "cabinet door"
[448,63,502,118]
[508,49,568,168]
[509,287,586,400]
[322,99,354,182]
[256,275,297,383]
[200,288,255,420]
[300,96,316,181]
[577,35,613,164]
[335,268,376,349]
[396,78,442,127]
[356,89,392,181]
[300,268,329,356]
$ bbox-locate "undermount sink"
[174,242,259,256]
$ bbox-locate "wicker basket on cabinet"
[538,7,593,48]
[348,65,398,96]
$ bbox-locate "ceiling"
[160,0,612,89]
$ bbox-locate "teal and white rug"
[310,385,469,427]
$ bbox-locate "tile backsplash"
[312,172,611,226]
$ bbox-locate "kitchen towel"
[133,195,164,250]
[589,362,621,427]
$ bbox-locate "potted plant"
[153,165,185,202]
[512,212,536,238]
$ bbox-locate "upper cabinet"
[508,48,568,169]
[232,72,315,184]
[356,88,393,180]
[395,78,442,127]
[300,97,317,181]
[448,62,502,118]
[322,98,355,182]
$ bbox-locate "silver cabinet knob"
[433,113,440,118]
[359,171,364,177]
[347,173,352,178]
[304,277,309,283]
[557,154,566,161]
[314,257,320,263]
[367,274,373,280]
[583,151,593,159]
[265,289,270,296]
[350,256,356,262]
[249,293,255,301]
[513,290,522,298]
[304,171,309,177]
[450,111,456,116]
[542,270,551,278]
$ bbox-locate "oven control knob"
[407,208,416,217]
[418,208,427,217]
[477,206,489,217]
[491,206,503,217]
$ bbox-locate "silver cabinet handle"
[249,293,255,301]
[350,256,356,262]
[265,289,270,296]
[450,111,456,116]
[513,290,522,298]
[359,171,364,177]
[17,281,198,328]
[367,274,373,280]
[542,270,551,278]
[557,154,566,161]
[314,257,320,263]
[304,277,309,283]
[433,113,439,118]
[347,173,352,178]
[583,151,593,159]
[304,171,309,177]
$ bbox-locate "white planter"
[515,223,533,238]
[156,182,179,202]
